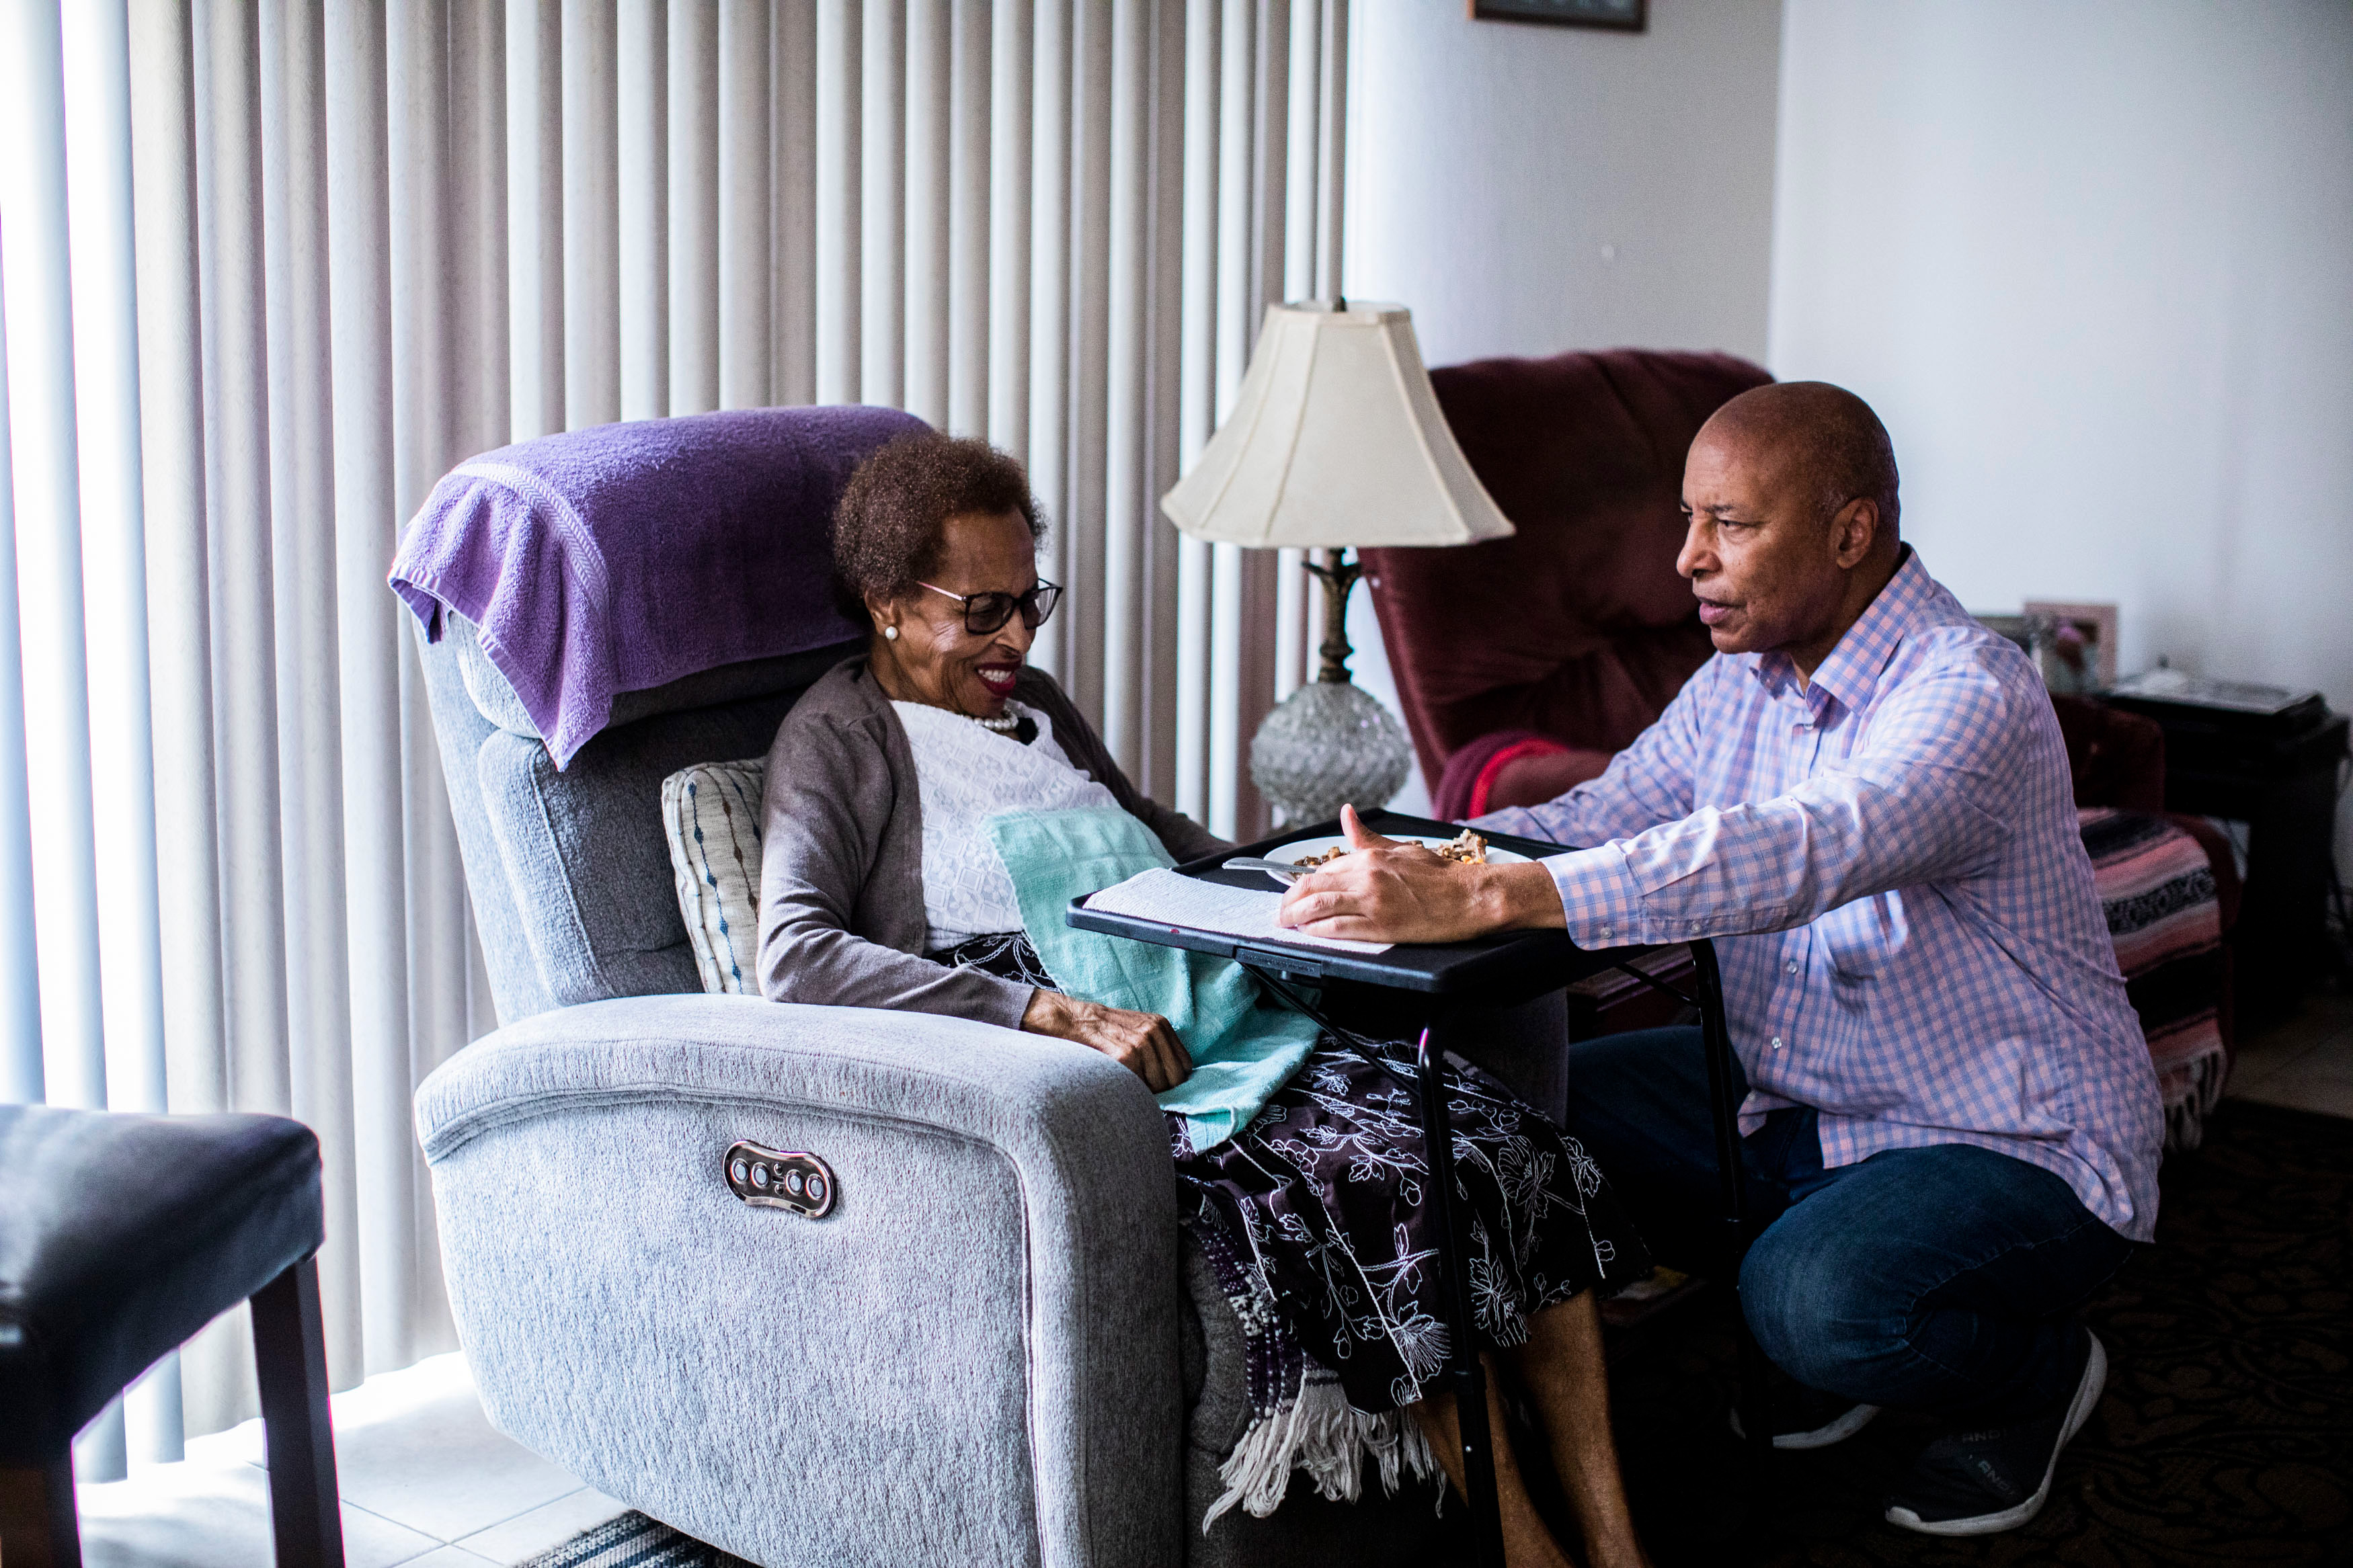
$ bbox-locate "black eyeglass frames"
[916,579,1064,636]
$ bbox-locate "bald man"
[1279,383,2161,1537]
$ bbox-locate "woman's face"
[868,508,1039,719]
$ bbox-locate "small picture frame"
[2023,601,2119,696]
[1470,0,1646,32]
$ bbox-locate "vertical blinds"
[0,0,1348,1474]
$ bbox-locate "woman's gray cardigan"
[756,655,1230,1028]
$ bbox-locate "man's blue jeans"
[1565,1027,2137,1425]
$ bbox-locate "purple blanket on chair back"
[391,405,926,768]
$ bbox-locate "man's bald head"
[1677,381,1907,679]
[1700,381,1901,540]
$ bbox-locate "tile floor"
[68,989,2352,1566]
[2225,987,2353,1119]
[72,1354,628,1568]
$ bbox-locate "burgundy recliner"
[1361,348,1771,814]
[1364,347,2239,1125]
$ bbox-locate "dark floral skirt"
[1176,1031,1650,1412]
[932,933,1652,1415]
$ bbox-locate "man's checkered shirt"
[1478,551,2164,1241]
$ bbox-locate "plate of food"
[1277,827,1527,870]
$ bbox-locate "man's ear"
[1831,497,1880,569]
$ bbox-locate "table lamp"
[1160,300,1515,826]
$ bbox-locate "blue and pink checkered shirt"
[1479,551,2164,1241]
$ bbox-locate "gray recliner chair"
[409,429,1568,1567]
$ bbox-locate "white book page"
[1082,868,1394,955]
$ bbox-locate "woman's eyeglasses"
[917,579,1064,636]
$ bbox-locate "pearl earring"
[883,625,898,641]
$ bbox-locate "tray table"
[1068,809,1769,1563]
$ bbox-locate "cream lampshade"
[1161,300,1515,826]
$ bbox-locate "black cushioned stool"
[0,1104,344,1567]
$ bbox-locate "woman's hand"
[1021,991,1192,1093]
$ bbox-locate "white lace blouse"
[891,699,1121,950]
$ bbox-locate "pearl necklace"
[968,712,1021,733]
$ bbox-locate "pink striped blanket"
[2080,807,2230,1151]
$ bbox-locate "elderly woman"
[758,434,1655,1568]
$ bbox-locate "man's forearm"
[1480,859,1568,932]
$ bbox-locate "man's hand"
[1021,990,1193,1093]
[1275,804,1566,944]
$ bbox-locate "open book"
[1082,868,1393,955]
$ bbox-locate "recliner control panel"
[724,1141,836,1219]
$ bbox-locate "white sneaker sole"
[1885,1330,2109,1537]
[1729,1399,1883,1450]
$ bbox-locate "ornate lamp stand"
[1249,548,1413,827]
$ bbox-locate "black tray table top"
[1067,809,1625,1003]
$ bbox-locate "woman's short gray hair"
[832,433,1045,614]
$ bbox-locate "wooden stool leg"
[251,1256,346,1568]
[0,1458,82,1568]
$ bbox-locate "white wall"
[1346,0,1779,366]
[1347,0,1784,367]
[1769,0,2353,862]
[1342,0,1786,810]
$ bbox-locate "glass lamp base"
[1249,678,1414,827]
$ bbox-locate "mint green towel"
[987,806,1320,1153]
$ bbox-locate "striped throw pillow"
[661,759,768,995]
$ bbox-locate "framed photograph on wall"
[2024,601,2119,696]
[1471,0,1646,32]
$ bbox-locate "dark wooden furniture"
[2112,703,2348,1029]
[0,1105,344,1568]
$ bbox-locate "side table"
[2115,704,2349,1028]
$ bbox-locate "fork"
[1220,856,1316,886]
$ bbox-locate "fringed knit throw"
[1184,1192,1443,1532]
[2079,808,2232,1151]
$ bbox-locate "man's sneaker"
[1728,1383,1882,1450]
[1884,1329,2108,1536]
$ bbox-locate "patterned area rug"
[1612,1099,2353,1566]
[530,1101,2350,1567]
[518,1510,748,1568]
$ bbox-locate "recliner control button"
[724,1141,838,1219]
